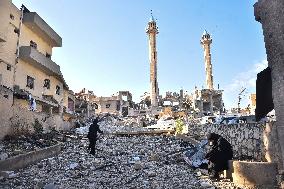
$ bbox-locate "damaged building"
[74,89,134,118]
[163,91,183,107]
[0,1,75,139]
[193,88,223,116]
[75,88,96,118]
[192,31,223,116]
[93,91,133,117]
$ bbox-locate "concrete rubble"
[0,116,253,188]
[0,132,59,159]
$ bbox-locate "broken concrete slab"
[232,161,278,188]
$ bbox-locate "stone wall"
[189,123,266,161]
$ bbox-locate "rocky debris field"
[0,131,59,160]
[0,119,245,189]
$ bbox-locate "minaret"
[146,12,159,107]
[200,30,214,90]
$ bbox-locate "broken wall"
[94,98,120,115]
[0,89,13,139]
[0,95,72,140]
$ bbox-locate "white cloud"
[223,59,268,109]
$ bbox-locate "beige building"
[193,88,223,116]
[63,89,76,121]
[0,1,73,138]
[75,88,96,118]
[93,91,133,117]
[0,2,67,112]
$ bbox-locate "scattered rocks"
[0,117,246,188]
[200,181,213,188]
[145,170,156,177]
[0,153,8,160]
[149,153,160,161]
[44,182,58,189]
[68,162,79,170]
[0,132,59,159]
[133,162,143,170]
[0,133,202,188]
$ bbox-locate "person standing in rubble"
[205,133,233,179]
[87,117,103,156]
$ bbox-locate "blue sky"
[13,0,267,108]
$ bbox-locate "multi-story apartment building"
[0,0,75,138]
[0,0,75,114]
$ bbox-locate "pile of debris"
[75,115,153,135]
[0,131,59,160]
[0,116,248,188]
[0,134,203,188]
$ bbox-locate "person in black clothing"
[87,118,103,156]
[205,133,233,179]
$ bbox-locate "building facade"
[0,2,65,112]
[0,1,72,138]
[75,88,95,118]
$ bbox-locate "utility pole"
[238,88,246,113]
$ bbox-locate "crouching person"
[205,133,233,179]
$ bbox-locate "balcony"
[19,46,61,77]
[23,12,62,47]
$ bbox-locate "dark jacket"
[205,133,233,171]
[87,119,103,140]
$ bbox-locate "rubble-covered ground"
[0,132,59,160]
[0,118,244,189]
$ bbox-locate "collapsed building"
[0,1,75,139]
[192,88,223,116]
[75,89,135,117]
[192,31,223,117]
[75,88,96,118]
[163,90,184,108]
[93,91,134,117]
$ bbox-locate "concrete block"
[232,161,278,188]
